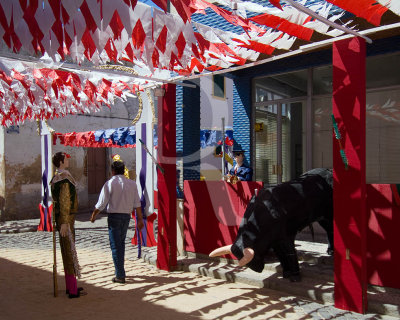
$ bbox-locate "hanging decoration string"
[331,114,348,170]
[36,119,55,136]
[95,65,156,125]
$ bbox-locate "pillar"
[156,84,177,271]
[332,37,367,313]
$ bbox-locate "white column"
[40,121,53,207]
[135,90,155,216]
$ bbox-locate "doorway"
[87,148,107,194]
[255,101,305,184]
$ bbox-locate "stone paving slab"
[1,229,396,320]
[1,213,399,319]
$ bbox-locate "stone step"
[141,247,400,318]
[368,285,400,318]
[179,256,336,305]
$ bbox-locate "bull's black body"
[230,168,333,281]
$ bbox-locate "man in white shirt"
[90,160,144,284]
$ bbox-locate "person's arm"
[224,173,232,181]
[224,167,234,182]
[59,182,71,237]
[243,167,253,181]
[135,206,144,230]
[132,184,144,230]
[90,208,100,223]
[90,183,108,223]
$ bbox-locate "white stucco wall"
[200,76,233,179]
[3,121,42,219]
[1,93,150,220]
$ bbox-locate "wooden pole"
[52,209,58,297]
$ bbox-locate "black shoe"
[66,287,84,295]
[68,289,87,299]
[68,291,81,299]
[112,277,126,284]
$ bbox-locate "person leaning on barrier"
[225,149,253,183]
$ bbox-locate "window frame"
[212,74,226,99]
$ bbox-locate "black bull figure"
[209,168,333,282]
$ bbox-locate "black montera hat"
[233,149,245,155]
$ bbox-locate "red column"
[332,37,367,313]
[156,84,177,271]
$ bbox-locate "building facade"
[226,34,400,186]
[0,96,142,220]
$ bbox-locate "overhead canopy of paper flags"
[0,58,150,126]
[53,126,233,148]
[0,0,399,126]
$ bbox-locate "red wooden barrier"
[184,180,263,259]
[367,184,400,289]
[183,180,400,293]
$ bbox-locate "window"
[213,74,225,98]
[255,69,308,102]
[312,53,400,182]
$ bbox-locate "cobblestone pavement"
[0,214,397,320]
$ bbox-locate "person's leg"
[108,214,130,280]
[64,269,69,293]
[66,273,78,295]
[58,227,78,293]
[108,214,121,278]
[118,215,130,279]
[66,218,78,295]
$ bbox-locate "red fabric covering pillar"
[156,84,177,271]
[332,37,367,313]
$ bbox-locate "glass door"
[254,70,309,185]
[255,104,278,184]
[255,101,305,184]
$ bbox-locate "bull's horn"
[209,245,232,257]
[238,247,254,266]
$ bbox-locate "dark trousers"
[107,213,131,279]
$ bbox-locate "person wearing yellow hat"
[112,154,130,179]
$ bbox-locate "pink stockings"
[65,271,77,295]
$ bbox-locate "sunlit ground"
[0,230,338,320]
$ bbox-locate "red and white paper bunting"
[0,0,395,74]
[0,59,149,126]
[0,0,398,125]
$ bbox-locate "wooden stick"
[52,209,58,297]
[138,138,165,175]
